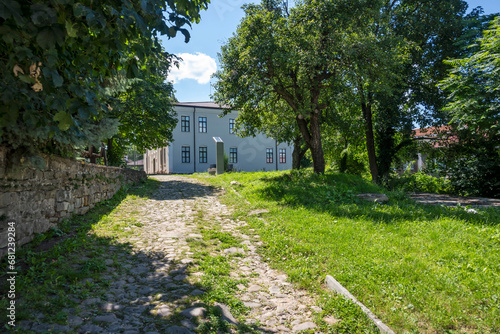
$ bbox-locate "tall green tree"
[0,0,208,159]
[338,0,479,184]
[214,0,375,173]
[372,0,474,184]
[440,16,500,137]
[322,88,367,174]
[339,1,410,183]
[105,52,178,166]
[433,16,500,198]
[215,0,479,181]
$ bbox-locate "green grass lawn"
[192,169,500,334]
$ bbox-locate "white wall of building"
[144,103,293,174]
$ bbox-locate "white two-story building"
[143,102,293,174]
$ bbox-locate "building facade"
[144,102,293,174]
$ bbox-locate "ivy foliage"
[0,0,208,153]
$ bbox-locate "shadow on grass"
[256,171,500,226]
[0,176,264,333]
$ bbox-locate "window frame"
[199,146,208,164]
[198,116,207,133]
[229,118,235,134]
[181,146,190,163]
[229,147,238,164]
[181,116,190,132]
[279,148,286,164]
[266,148,274,164]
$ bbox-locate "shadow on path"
[256,172,500,227]
[0,175,269,333]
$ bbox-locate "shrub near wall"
[389,171,451,194]
[0,146,146,258]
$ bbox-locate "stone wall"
[0,147,146,257]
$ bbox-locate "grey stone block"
[180,307,206,319]
[325,275,395,334]
[56,201,70,212]
[165,326,194,334]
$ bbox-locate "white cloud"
[169,52,217,84]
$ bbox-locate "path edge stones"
[325,275,395,334]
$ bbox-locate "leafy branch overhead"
[440,16,500,137]
[0,0,209,153]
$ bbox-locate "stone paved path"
[18,175,326,333]
[410,192,500,207]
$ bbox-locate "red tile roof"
[413,125,457,148]
[413,125,451,137]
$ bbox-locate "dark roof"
[175,101,232,109]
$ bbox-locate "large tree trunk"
[292,135,301,169]
[292,135,309,169]
[376,119,395,185]
[296,112,325,174]
[292,135,302,169]
[309,111,325,173]
[361,101,379,183]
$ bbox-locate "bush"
[389,171,451,194]
[427,130,500,199]
[448,154,500,198]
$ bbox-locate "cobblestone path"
[18,175,325,333]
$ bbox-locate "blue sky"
[162,0,499,103]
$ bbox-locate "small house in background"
[408,125,454,173]
[143,102,293,174]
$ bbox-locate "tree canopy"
[104,53,178,166]
[0,0,208,158]
[214,0,481,183]
[213,0,374,173]
[440,16,500,137]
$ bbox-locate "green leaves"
[0,104,20,128]
[440,16,500,137]
[73,3,89,18]
[65,21,78,38]
[17,74,36,84]
[42,67,64,87]
[113,58,178,154]
[30,3,58,26]
[0,0,209,156]
[36,26,65,49]
[47,95,67,112]
[53,111,74,131]
[0,0,23,24]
